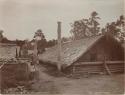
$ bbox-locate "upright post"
[0,30,3,43]
[57,21,62,71]
[33,39,38,71]
[103,55,111,75]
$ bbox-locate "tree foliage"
[0,30,4,42]
[70,11,100,40]
[104,15,125,42]
[0,30,18,44]
[46,39,57,48]
[33,29,47,53]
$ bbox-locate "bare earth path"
[30,64,124,95]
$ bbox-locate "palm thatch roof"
[39,35,105,67]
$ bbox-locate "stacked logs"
[71,61,124,75]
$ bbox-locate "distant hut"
[39,34,124,75]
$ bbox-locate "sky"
[0,0,124,41]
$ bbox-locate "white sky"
[0,0,124,40]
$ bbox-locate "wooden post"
[103,56,112,75]
[16,48,18,58]
[34,40,38,57]
[57,21,62,71]
[104,60,112,75]
[33,39,38,71]
[72,65,75,74]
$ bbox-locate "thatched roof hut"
[39,34,124,74]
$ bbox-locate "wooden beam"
[74,62,103,66]
[0,64,4,69]
[104,60,112,75]
[105,61,124,64]
[74,61,124,66]
[72,65,76,74]
[57,21,62,71]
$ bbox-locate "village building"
[39,34,124,75]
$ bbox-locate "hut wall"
[72,64,104,74]
[66,37,124,75]
[67,62,124,75]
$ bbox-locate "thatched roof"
[39,35,104,67]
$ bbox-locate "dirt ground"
[30,64,124,95]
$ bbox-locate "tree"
[34,29,45,40]
[89,11,100,35]
[16,39,25,46]
[33,29,47,53]
[0,30,4,42]
[70,12,101,40]
[46,39,57,48]
[105,15,125,42]
[91,11,98,18]
[0,30,14,43]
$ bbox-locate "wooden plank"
[72,65,76,74]
[74,61,124,66]
[72,61,124,74]
[106,61,124,64]
[110,69,124,72]
[75,68,103,71]
[0,43,17,46]
[17,58,30,60]
[104,60,112,75]
[74,64,103,74]
[74,71,102,74]
[0,63,4,69]
[74,62,103,66]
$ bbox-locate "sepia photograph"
[0,0,125,94]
